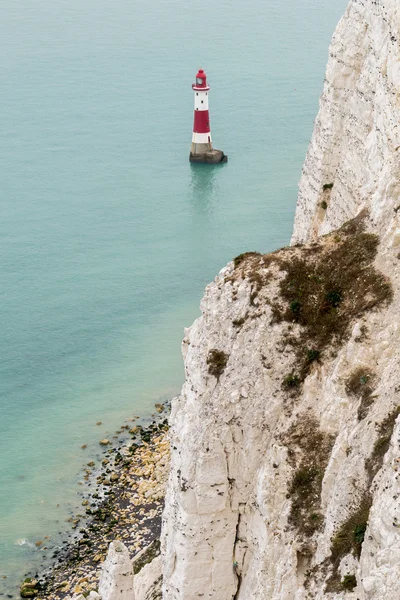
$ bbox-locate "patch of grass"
[275,213,392,383]
[306,349,320,363]
[292,466,320,488]
[323,183,334,191]
[286,418,334,539]
[342,574,357,591]
[228,214,392,397]
[320,200,328,210]
[326,495,371,591]
[330,495,372,564]
[346,368,375,398]
[233,251,261,269]
[207,349,229,380]
[283,373,300,389]
[290,300,302,317]
[365,407,400,481]
[345,367,376,420]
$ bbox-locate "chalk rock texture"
[292,0,400,245]
[161,1,400,599]
[134,555,162,600]
[98,541,133,600]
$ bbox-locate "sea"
[0,0,348,595]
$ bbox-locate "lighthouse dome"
[195,69,207,88]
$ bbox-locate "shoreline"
[20,403,171,599]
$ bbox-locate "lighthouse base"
[189,149,227,164]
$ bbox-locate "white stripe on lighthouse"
[194,91,209,111]
[192,132,212,144]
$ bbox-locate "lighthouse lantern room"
[189,69,227,164]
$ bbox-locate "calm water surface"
[0,0,347,593]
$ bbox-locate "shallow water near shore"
[0,0,347,594]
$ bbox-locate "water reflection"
[189,162,224,216]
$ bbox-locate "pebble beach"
[20,409,171,600]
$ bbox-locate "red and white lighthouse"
[189,69,227,164]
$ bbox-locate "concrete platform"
[189,149,228,164]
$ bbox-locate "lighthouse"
[190,69,227,164]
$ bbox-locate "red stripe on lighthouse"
[193,110,210,134]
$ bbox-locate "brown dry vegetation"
[326,495,372,591]
[365,406,400,482]
[232,213,392,387]
[285,418,334,540]
[276,216,392,381]
[325,406,400,591]
[207,349,229,380]
[345,367,376,420]
[233,252,261,270]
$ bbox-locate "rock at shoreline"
[20,579,39,598]
[99,439,110,446]
[37,419,169,600]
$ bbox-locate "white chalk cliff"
[161,1,400,599]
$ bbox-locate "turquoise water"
[0,0,347,594]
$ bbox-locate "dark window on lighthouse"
[201,100,203,104]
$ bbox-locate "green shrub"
[306,349,320,363]
[323,183,334,191]
[290,300,302,317]
[354,523,367,545]
[283,373,300,389]
[325,289,343,308]
[320,200,328,210]
[342,574,357,591]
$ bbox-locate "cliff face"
[293,0,400,245]
[161,1,400,598]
